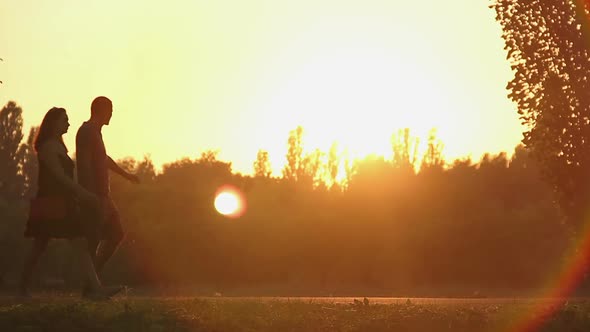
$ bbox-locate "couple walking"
[19,96,139,300]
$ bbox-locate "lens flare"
[215,192,239,214]
[214,185,246,218]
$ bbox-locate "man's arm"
[77,149,96,190]
[76,127,98,193]
[107,156,140,183]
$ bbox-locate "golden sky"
[0,0,522,175]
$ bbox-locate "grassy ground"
[1,294,590,332]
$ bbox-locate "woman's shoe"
[18,288,32,299]
[17,284,32,299]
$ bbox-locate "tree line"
[0,101,570,296]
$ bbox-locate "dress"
[24,153,81,238]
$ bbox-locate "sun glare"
[214,185,246,218]
[256,31,460,168]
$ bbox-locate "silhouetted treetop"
[492,0,590,227]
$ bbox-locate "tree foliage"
[421,128,445,171]
[391,128,419,172]
[282,126,305,181]
[18,126,38,199]
[0,101,25,202]
[281,126,326,188]
[253,150,272,178]
[492,0,590,226]
[327,142,341,190]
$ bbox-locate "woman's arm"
[38,141,97,202]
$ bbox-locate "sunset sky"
[0,0,522,175]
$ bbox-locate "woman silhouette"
[19,107,120,299]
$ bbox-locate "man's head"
[91,96,113,126]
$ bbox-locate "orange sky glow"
[0,0,523,175]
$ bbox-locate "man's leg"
[74,237,124,300]
[70,238,101,290]
[88,237,99,267]
[94,236,123,275]
[93,197,124,275]
[80,197,125,299]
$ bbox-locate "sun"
[254,31,460,165]
[214,185,246,218]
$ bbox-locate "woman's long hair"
[34,107,68,152]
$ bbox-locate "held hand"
[127,173,140,184]
[78,189,99,207]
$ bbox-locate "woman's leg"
[19,237,49,296]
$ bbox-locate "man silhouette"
[76,96,139,289]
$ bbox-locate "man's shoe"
[82,286,123,301]
[17,287,32,299]
[81,284,91,297]
[102,285,124,297]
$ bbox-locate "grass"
[1,295,590,332]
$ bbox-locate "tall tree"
[253,149,272,178]
[282,126,305,181]
[18,126,39,199]
[492,0,590,226]
[0,101,25,202]
[391,128,419,172]
[420,128,445,171]
[327,142,340,189]
[302,148,325,188]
